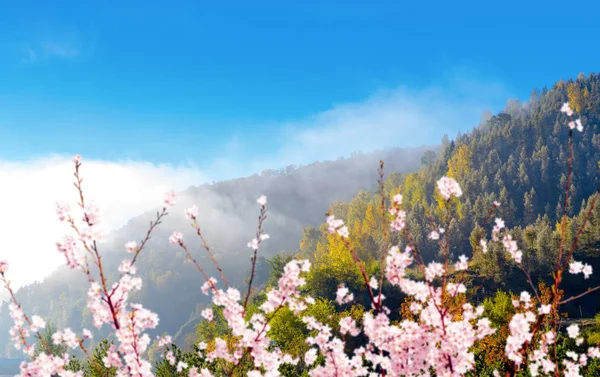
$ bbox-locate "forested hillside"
[291,73,600,319]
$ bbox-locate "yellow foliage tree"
[446,144,472,183]
[306,232,364,299]
[362,203,379,236]
[402,172,427,209]
[567,82,584,113]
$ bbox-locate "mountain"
[0,145,433,356]
[294,72,600,321]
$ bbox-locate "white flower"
[436,176,463,200]
[560,102,574,116]
[567,324,580,339]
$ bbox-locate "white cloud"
[242,78,510,172]
[0,156,205,292]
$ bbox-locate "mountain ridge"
[0,143,436,356]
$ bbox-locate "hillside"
[294,73,600,320]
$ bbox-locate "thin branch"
[243,204,268,313]
[560,285,600,305]
[192,219,230,288]
[377,160,388,312]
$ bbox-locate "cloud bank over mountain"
[0,78,504,293]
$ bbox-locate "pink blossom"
[561,102,574,116]
[390,210,406,232]
[185,205,199,219]
[455,255,469,271]
[55,201,71,222]
[177,361,188,372]
[539,305,551,315]
[248,234,269,250]
[570,261,594,279]
[82,329,92,339]
[82,201,101,226]
[480,238,488,254]
[436,176,463,200]
[165,350,176,365]
[257,195,267,206]
[201,278,217,295]
[447,282,467,295]
[0,260,8,274]
[425,261,444,281]
[326,215,350,238]
[339,317,361,336]
[56,236,85,269]
[157,335,172,347]
[118,260,136,274]
[169,231,183,245]
[201,308,214,321]
[583,264,593,279]
[304,348,318,366]
[568,118,584,132]
[368,276,378,290]
[30,316,45,332]
[336,285,353,305]
[567,324,580,339]
[569,261,584,274]
[247,238,260,250]
[164,190,177,206]
[503,234,522,263]
[125,241,137,253]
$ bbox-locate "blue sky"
[1,0,599,173]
